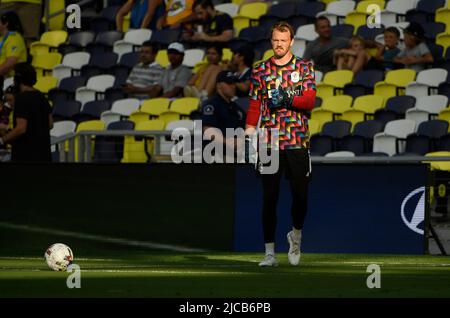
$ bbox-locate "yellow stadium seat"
[41,0,65,31]
[238,2,268,20]
[30,31,68,56]
[129,111,151,125]
[232,0,243,4]
[341,95,384,128]
[32,52,62,77]
[140,98,171,116]
[34,76,58,94]
[436,8,450,30]
[438,109,450,130]
[122,119,165,163]
[316,70,354,99]
[374,69,416,99]
[159,111,181,127]
[233,16,251,35]
[308,119,320,135]
[311,95,353,128]
[170,97,200,115]
[355,0,385,12]
[424,152,450,172]
[345,11,368,32]
[75,120,105,162]
[436,33,450,50]
[124,12,131,32]
[156,50,170,68]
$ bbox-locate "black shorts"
[259,148,312,180]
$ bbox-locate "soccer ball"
[44,243,74,271]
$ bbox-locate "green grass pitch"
[1,228,450,298]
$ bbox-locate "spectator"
[184,0,233,45]
[116,0,166,32]
[393,22,433,72]
[156,0,196,30]
[373,27,401,71]
[226,45,254,97]
[0,63,53,162]
[0,0,42,46]
[201,71,246,157]
[0,11,28,86]
[303,16,348,74]
[184,44,223,100]
[148,42,192,98]
[334,36,382,74]
[122,41,164,99]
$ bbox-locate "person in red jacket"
[244,21,316,267]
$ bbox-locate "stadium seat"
[41,0,65,31]
[87,31,123,54]
[325,151,355,157]
[158,111,181,127]
[48,76,87,105]
[355,0,385,12]
[345,11,369,32]
[321,120,352,140]
[295,24,318,41]
[215,3,240,17]
[50,120,77,138]
[150,28,181,47]
[310,134,334,156]
[308,119,320,135]
[356,25,385,40]
[75,120,106,162]
[237,2,268,21]
[374,69,416,99]
[140,98,171,116]
[405,95,449,125]
[100,111,122,126]
[30,30,68,56]
[259,2,296,27]
[344,69,384,98]
[34,76,58,94]
[286,15,309,30]
[233,16,251,36]
[401,120,448,155]
[316,0,356,26]
[316,70,354,99]
[129,111,151,125]
[89,5,121,32]
[373,119,417,156]
[87,51,118,70]
[406,0,446,23]
[122,119,166,163]
[424,22,447,42]
[331,24,354,39]
[52,100,82,122]
[296,1,326,21]
[156,49,170,68]
[340,120,385,155]
[183,49,205,68]
[52,52,91,81]
[436,33,450,51]
[160,120,196,156]
[170,97,200,116]
[405,68,448,98]
[438,82,450,99]
[32,52,62,77]
[110,98,141,117]
[435,7,450,30]
[380,0,417,27]
[58,31,96,55]
[75,75,116,106]
[119,51,140,68]
[94,120,135,163]
[311,95,353,128]
[424,151,450,172]
[75,100,111,123]
[113,29,152,59]
[341,95,384,127]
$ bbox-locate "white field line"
[0,222,207,253]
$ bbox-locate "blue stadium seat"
[151,28,181,47]
[94,120,135,163]
[424,22,447,41]
[53,101,81,121]
[310,135,334,156]
[287,15,309,30]
[109,65,131,88]
[296,1,326,21]
[438,83,450,99]
[340,120,384,155]
[331,24,354,39]
[374,95,416,122]
[89,5,121,32]
[105,87,127,103]
[48,76,87,104]
[406,0,445,23]
[321,120,352,139]
[344,70,384,97]
[75,100,111,123]
[88,51,119,69]
[356,25,385,41]
[401,120,449,155]
[119,52,140,68]
[87,31,123,54]
[58,31,95,55]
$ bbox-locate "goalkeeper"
[244,22,316,267]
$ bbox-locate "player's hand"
[267,87,285,111]
[280,88,294,109]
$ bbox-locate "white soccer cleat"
[258,254,279,267]
[287,231,301,266]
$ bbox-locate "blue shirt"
[130,0,165,30]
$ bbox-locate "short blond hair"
[271,21,294,40]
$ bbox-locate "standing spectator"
[122,41,164,99]
[303,16,348,74]
[184,0,233,45]
[184,44,223,100]
[0,63,53,162]
[393,22,433,72]
[373,27,401,71]
[148,42,192,98]
[226,45,254,97]
[0,11,27,87]
[156,0,196,30]
[116,0,166,32]
[0,0,42,46]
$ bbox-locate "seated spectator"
[122,41,164,99]
[116,0,166,32]
[225,45,254,97]
[373,27,401,71]
[157,0,196,30]
[0,11,27,83]
[148,42,192,98]
[184,44,223,100]
[183,0,233,45]
[303,16,348,74]
[334,36,382,74]
[393,22,433,72]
